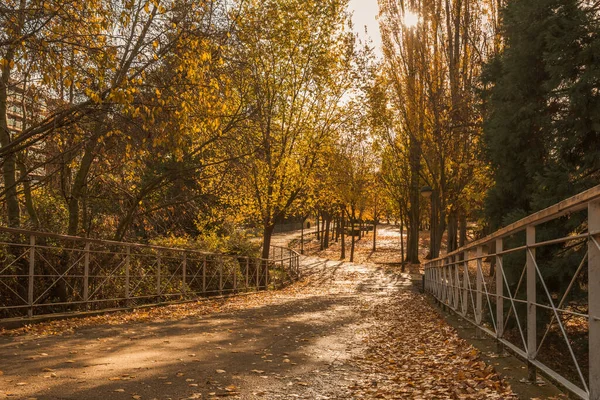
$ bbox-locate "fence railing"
[424,185,600,400]
[0,227,300,321]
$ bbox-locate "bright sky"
[348,0,382,57]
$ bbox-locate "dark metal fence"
[0,227,300,321]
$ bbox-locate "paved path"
[0,255,409,400]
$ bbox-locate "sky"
[348,0,382,57]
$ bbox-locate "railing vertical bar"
[156,255,162,297]
[125,246,130,303]
[526,225,537,382]
[476,246,483,325]
[454,256,459,309]
[28,235,35,318]
[233,257,237,293]
[265,259,269,289]
[256,259,260,290]
[182,253,187,297]
[496,238,504,342]
[219,257,223,294]
[462,251,468,316]
[83,242,90,308]
[442,260,447,305]
[202,256,206,294]
[589,200,600,400]
[245,257,249,290]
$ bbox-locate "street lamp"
[420,185,433,199]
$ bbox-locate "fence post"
[441,261,446,307]
[265,259,269,289]
[219,257,223,294]
[202,257,206,294]
[476,246,483,326]
[245,257,249,290]
[125,246,130,304]
[496,238,504,353]
[256,259,260,290]
[526,225,537,382]
[28,235,35,318]
[182,253,187,297]
[233,257,237,293]
[589,200,600,400]
[462,251,468,317]
[156,255,161,297]
[453,255,459,310]
[83,242,90,309]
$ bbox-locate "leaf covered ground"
[0,228,563,399]
[346,291,517,399]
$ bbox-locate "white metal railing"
[424,185,600,400]
[0,227,300,321]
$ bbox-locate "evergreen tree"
[482,0,600,229]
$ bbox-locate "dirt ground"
[0,226,567,400]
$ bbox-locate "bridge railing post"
[125,245,130,305]
[28,235,35,318]
[476,246,483,326]
[526,225,537,383]
[453,255,459,310]
[495,238,504,354]
[462,251,468,317]
[589,200,600,400]
[182,253,187,297]
[83,242,90,309]
[156,255,161,297]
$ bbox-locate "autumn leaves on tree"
[1,0,598,267]
[0,0,369,259]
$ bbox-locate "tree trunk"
[372,219,377,252]
[261,223,275,260]
[350,207,356,262]
[406,135,421,263]
[447,209,458,253]
[316,212,320,241]
[340,210,346,259]
[68,124,103,236]
[324,214,330,249]
[0,71,20,228]
[435,196,446,259]
[331,216,336,242]
[300,217,305,254]
[459,212,467,248]
[400,213,405,272]
[17,154,39,229]
[320,214,326,250]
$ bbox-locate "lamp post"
[420,185,436,260]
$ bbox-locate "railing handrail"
[0,225,298,262]
[423,186,600,400]
[430,185,600,261]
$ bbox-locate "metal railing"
[0,227,300,321]
[424,185,600,400]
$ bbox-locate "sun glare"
[403,10,420,28]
